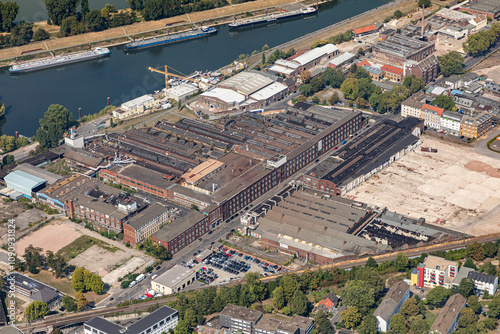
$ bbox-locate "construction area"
[350,136,500,236]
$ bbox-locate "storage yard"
[351,137,500,236]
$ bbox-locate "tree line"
[14,244,68,277]
[463,23,500,57]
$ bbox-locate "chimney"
[421,5,425,36]
[107,97,110,106]
[78,107,82,119]
[15,131,18,140]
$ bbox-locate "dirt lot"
[15,208,47,231]
[68,244,131,278]
[16,221,81,256]
[350,136,500,236]
[434,35,464,57]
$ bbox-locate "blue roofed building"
[4,170,47,199]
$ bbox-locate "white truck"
[135,274,146,283]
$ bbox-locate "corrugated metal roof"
[293,44,338,66]
[5,170,46,196]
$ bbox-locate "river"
[0,0,387,137]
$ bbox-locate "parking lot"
[189,247,283,286]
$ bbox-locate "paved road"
[470,127,500,159]
[464,42,500,70]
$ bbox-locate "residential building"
[374,281,410,332]
[445,75,464,90]
[255,318,282,334]
[84,306,178,334]
[287,315,314,334]
[401,92,426,118]
[219,304,263,334]
[381,65,404,82]
[411,255,458,289]
[150,264,196,295]
[313,292,339,314]
[404,55,440,83]
[421,104,445,130]
[484,81,500,97]
[467,271,498,295]
[123,203,170,245]
[440,111,463,135]
[362,65,384,81]
[7,272,62,309]
[460,112,492,138]
[373,34,435,67]
[430,294,466,334]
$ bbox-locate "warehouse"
[164,83,199,101]
[373,34,435,67]
[464,0,500,20]
[3,170,47,199]
[151,264,196,295]
[328,52,355,68]
[123,203,170,245]
[301,118,423,196]
[121,94,155,112]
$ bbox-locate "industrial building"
[352,24,380,38]
[164,83,199,101]
[3,170,47,199]
[430,294,466,334]
[123,203,170,245]
[463,0,500,19]
[301,118,423,196]
[328,52,355,68]
[374,281,410,332]
[372,34,435,67]
[84,306,178,334]
[403,55,440,83]
[150,264,196,295]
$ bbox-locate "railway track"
[16,232,500,333]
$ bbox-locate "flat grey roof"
[153,210,206,241]
[128,306,178,333]
[154,264,195,288]
[14,163,63,185]
[220,304,262,323]
[117,164,175,189]
[126,203,169,230]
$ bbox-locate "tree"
[426,286,452,307]
[358,314,378,334]
[466,242,485,261]
[10,22,34,46]
[312,96,320,104]
[400,298,420,318]
[488,294,500,318]
[479,262,497,276]
[340,78,359,101]
[403,74,425,94]
[128,0,144,11]
[482,318,497,330]
[86,9,108,31]
[40,104,73,130]
[458,278,475,298]
[75,291,88,311]
[279,274,298,301]
[80,0,89,15]
[0,103,5,118]
[175,319,190,334]
[483,242,497,258]
[262,53,265,64]
[321,68,344,88]
[33,28,51,41]
[25,301,49,321]
[23,245,45,271]
[91,274,104,294]
[463,258,477,269]
[365,257,377,268]
[341,280,375,308]
[62,295,77,312]
[2,154,15,166]
[290,289,308,316]
[467,295,482,314]
[395,252,409,272]
[328,92,340,105]
[282,306,292,316]
[408,315,430,334]
[72,267,86,291]
[45,0,79,25]
[390,313,407,334]
[393,10,403,18]
[315,310,334,334]
[45,250,66,278]
[0,1,20,32]
[418,0,431,8]
[273,286,286,309]
[340,306,362,329]
[430,95,456,111]
[438,51,464,77]
[463,25,500,57]
[301,70,312,84]
[458,308,477,328]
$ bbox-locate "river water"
[0,0,387,136]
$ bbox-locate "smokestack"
[107,97,110,105]
[15,131,18,140]
[78,108,82,119]
[280,6,282,13]
[316,0,318,10]
[421,5,425,36]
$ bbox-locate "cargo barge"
[9,47,110,74]
[124,26,217,51]
[229,7,317,29]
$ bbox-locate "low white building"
[121,94,155,112]
[64,128,84,148]
[440,111,463,135]
[84,306,178,334]
[151,264,196,295]
[164,83,199,101]
[467,271,498,296]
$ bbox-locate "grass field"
[56,235,119,262]
[27,270,74,296]
[425,308,440,327]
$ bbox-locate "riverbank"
[0,0,323,65]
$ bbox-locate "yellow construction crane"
[148,65,200,90]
